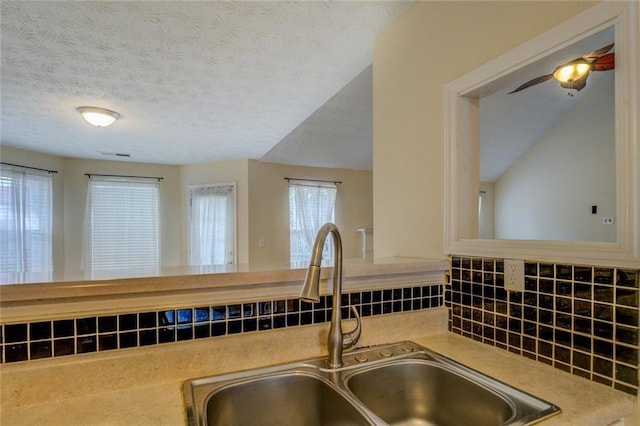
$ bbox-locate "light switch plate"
[504,259,525,292]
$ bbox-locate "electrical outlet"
[603,217,614,225]
[504,259,524,292]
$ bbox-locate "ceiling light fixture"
[552,60,591,83]
[76,106,120,127]
[509,43,614,95]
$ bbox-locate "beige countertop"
[0,256,448,292]
[0,257,448,323]
[1,309,634,425]
[0,257,447,302]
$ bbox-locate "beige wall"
[1,146,183,270]
[2,147,372,271]
[248,160,373,264]
[372,1,595,259]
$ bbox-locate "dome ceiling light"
[76,106,120,127]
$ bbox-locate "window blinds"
[83,176,159,270]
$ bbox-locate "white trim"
[444,2,639,268]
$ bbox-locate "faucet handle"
[342,305,362,350]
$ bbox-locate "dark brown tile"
[615,363,639,386]
[29,322,51,341]
[617,269,639,288]
[594,357,613,377]
[30,341,52,359]
[5,324,27,343]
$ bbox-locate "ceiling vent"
[99,151,131,158]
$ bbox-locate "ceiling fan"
[508,43,615,94]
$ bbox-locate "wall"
[248,160,373,264]
[372,1,596,259]
[493,73,615,241]
[1,147,183,270]
[1,147,372,271]
[180,159,250,264]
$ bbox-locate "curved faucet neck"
[299,223,360,369]
[308,223,342,271]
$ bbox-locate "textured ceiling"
[262,65,372,170]
[0,1,412,168]
[1,3,616,175]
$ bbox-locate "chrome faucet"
[299,223,361,368]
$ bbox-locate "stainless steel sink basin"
[346,360,517,426]
[184,366,373,426]
[183,341,561,426]
[202,372,371,426]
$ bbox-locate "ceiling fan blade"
[591,52,615,71]
[582,43,614,60]
[508,74,553,94]
[559,73,588,91]
[562,43,615,66]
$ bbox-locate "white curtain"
[289,182,337,262]
[189,184,235,265]
[0,167,53,273]
[82,176,159,270]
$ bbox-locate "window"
[83,176,159,270]
[0,167,53,273]
[289,181,337,263]
[188,183,236,265]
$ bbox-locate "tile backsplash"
[1,283,442,364]
[447,256,639,395]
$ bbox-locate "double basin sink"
[183,341,561,426]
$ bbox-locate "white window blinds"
[289,181,337,263]
[0,167,53,273]
[188,183,236,265]
[83,176,159,270]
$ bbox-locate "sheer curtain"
[0,167,53,273]
[189,184,236,265]
[82,176,159,271]
[289,182,337,263]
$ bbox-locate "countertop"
[0,256,448,302]
[0,257,448,323]
[0,309,634,425]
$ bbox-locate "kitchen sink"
[202,372,371,426]
[348,360,527,426]
[183,341,561,426]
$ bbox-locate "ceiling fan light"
[76,106,120,127]
[553,61,591,83]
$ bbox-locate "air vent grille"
[98,151,131,158]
